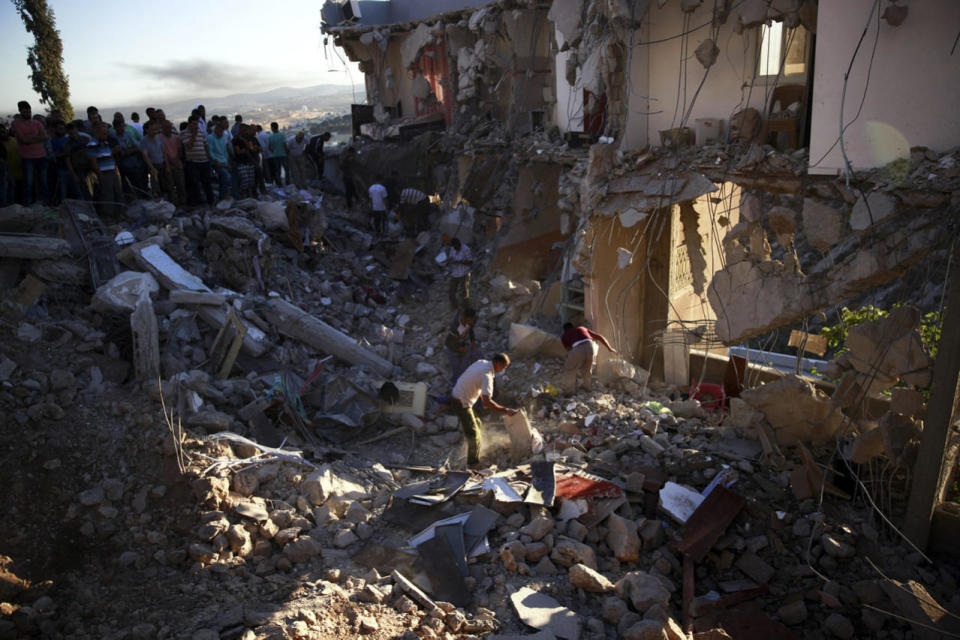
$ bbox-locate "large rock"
[606,513,641,562]
[302,465,372,512]
[551,538,597,569]
[824,613,855,638]
[256,201,289,230]
[520,516,554,541]
[91,271,160,314]
[740,374,845,445]
[614,571,670,611]
[283,537,323,563]
[569,563,613,593]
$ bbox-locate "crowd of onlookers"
[0,100,334,214]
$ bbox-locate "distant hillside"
[82,84,358,123]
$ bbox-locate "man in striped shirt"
[399,187,430,233]
[182,115,213,205]
[86,123,122,217]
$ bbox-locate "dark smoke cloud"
[122,59,265,92]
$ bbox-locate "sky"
[0,0,360,112]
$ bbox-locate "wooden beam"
[904,241,960,549]
[260,298,394,377]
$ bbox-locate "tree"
[12,0,72,120]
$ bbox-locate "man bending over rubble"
[559,323,616,393]
[451,353,519,468]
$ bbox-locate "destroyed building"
[324,0,960,382]
[2,0,960,638]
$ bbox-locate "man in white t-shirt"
[451,353,518,467]
[447,237,473,310]
[368,176,388,234]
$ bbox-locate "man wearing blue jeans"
[11,101,49,206]
[207,120,232,201]
[267,122,288,185]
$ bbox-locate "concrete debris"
[92,271,160,314]
[510,586,581,640]
[740,375,845,445]
[1,2,956,635]
[850,192,897,232]
[0,234,71,259]
[694,38,719,68]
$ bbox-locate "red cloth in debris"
[555,473,623,501]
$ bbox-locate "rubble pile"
[1,133,959,639]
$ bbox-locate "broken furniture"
[763,84,805,150]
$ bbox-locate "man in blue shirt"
[267,122,288,186]
[207,120,232,202]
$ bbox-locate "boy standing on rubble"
[451,353,519,468]
[444,307,481,384]
[559,323,617,393]
[447,237,473,310]
[368,176,388,234]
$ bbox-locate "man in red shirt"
[11,101,49,206]
[559,323,616,393]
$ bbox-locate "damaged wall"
[494,162,566,280]
[582,214,658,371]
[809,0,960,174]
[552,26,584,133]
[631,2,789,150]
[668,182,741,333]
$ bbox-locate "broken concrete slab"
[133,244,210,292]
[801,198,845,250]
[0,234,71,259]
[709,212,942,345]
[740,375,845,445]
[850,192,897,232]
[878,410,921,466]
[510,586,581,640]
[131,293,160,382]
[504,409,537,460]
[169,290,229,306]
[0,204,47,232]
[509,323,567,359]
[302,465,372,511]
[844,306,932,380]
[548,0,583,50]
[261,298,393,377]
[92,271,160,314]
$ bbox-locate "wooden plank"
[787,330,828,357]
[905,240,960,549]
[676,486,746,562]
[208,308,247,379]
[196,306,272,358]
